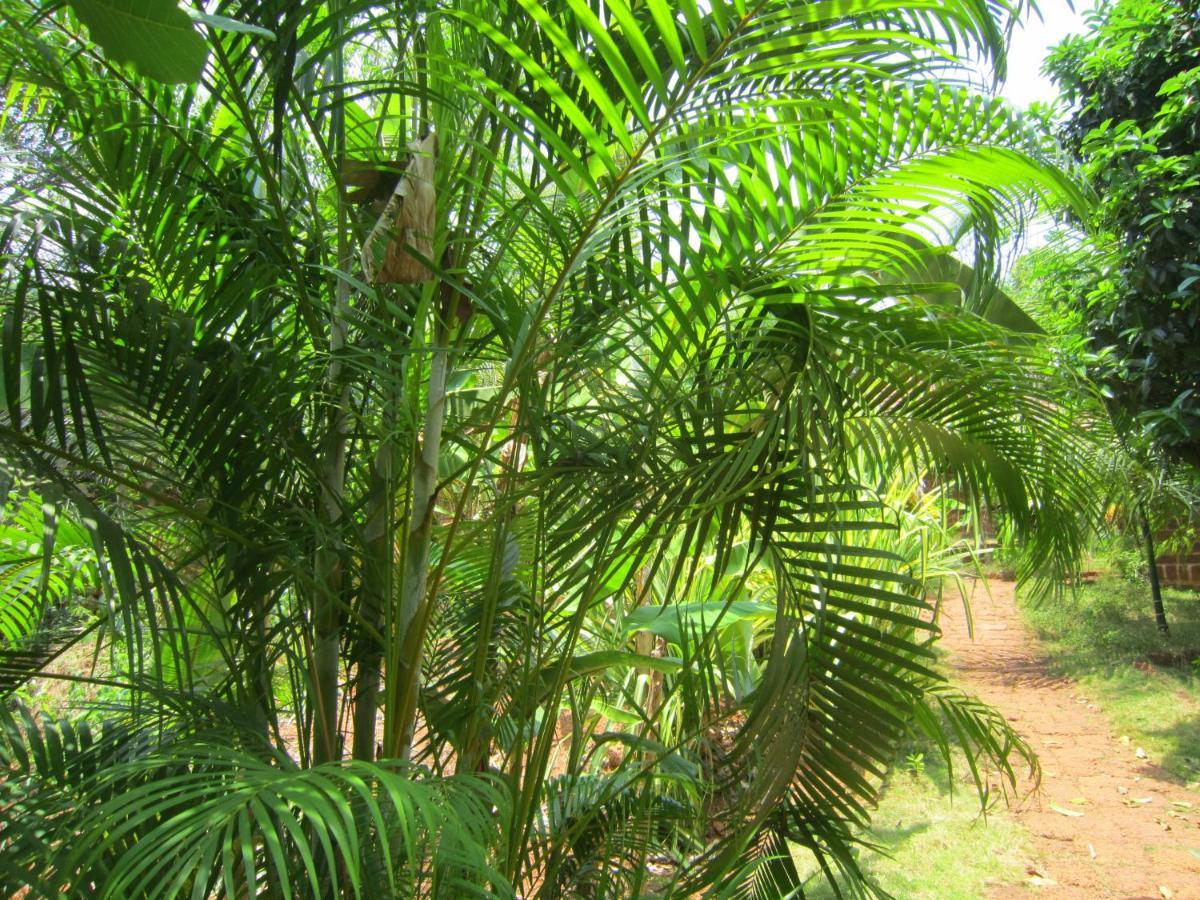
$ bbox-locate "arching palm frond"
[71,748,509,899]
[0,489,100,655]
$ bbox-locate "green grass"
[789,574,1200,899]
[794,742,1031,898]
[1019,575,1200,787]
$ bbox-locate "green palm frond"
[0,489,99,646]
[68,746,509,899]
[0,704,509,898]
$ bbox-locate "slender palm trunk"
[1139,504,1169,636]
[351,361,399,760]
[457,401,525,775]
[312,281,351,765]
[635,568,664,731]
[384,312,451,760]
[311,8,351,764]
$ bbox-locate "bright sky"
[992,1,1098,252]
[1000,0,1097,108]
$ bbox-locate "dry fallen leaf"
[1026,866,1056,888]
[1051,804,1085,818]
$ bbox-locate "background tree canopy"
[0,1,1112,897]
[1045,0,1200,466]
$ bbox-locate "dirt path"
[938,578,1200,899]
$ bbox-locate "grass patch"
[1019,575,1200,786]
[794,741,1030,898]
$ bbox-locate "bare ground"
[939,578,1200,899]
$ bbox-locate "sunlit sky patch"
[1000,0,1096,109]
[993,1,1098,253]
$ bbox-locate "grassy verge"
[794,740,1030,898]
[1018,575,1200,787]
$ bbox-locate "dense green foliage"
[1045,0,1200,465]
[0,1,1107,896]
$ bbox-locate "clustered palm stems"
[0,0,1097,896]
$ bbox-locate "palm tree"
[0,0,1098,896]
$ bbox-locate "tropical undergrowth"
[0,0,1113,896]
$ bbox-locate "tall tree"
[1046,0,1200,467]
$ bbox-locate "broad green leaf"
[565,650,684,679]
[590,699,643,726]
[624,600,775,644]
[594,731,700,780]
[67,0,208,83]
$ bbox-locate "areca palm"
[0,0,1098,896]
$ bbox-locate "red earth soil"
[938,577,1200,899]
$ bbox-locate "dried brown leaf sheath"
[360,132,436,284]
[340,158,407,210]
